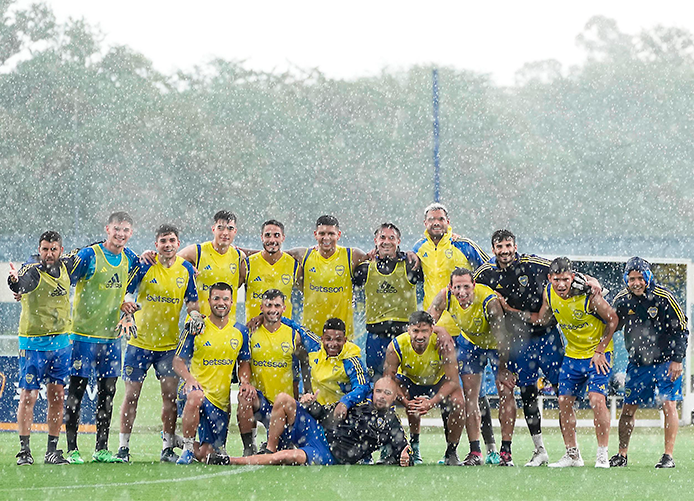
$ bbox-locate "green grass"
[1,378,693,501]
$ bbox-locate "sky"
[26,1,694,85]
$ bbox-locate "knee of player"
[587,392,607,408]
[274,392,294,406]
[449,389,465,408]
[186,389,205,407]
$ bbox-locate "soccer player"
[236,289,309,456]
[8,231,77,465]
[474,229,563,466]
[210,377,412,466]
[428,268,516,466]
[285,215,368,339]
[173,282,251,464]
[117,224,201,463]
[244,220,298,322]
[506,257,618,468]
[609,257,689,469]
[383,311,466,466]
[353,223,422,381]
[64,211,140,464]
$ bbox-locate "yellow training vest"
[19,263,71,337]
[364,260,416,325]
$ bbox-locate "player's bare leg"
[17,390,39,437]
[266,393,297,452]
[617,403,638,456]
[558,395,577,447]
[228,449,308,465]
[120,381,143,434]
[160,377,179,437]
[662,400,679,456]
[588,392,610,448]
[45,383,65,438]
[181,389,204,442]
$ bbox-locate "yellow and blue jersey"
[302,246,354,339]
[390,331,444,386]
[446,283,498,349]
[175,318,250,411]
[245,252,298,321]
[250,323,300,403]
[127,255,198,351]
[547,284,612,359]
[194,242,242,319]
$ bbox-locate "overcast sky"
[37,1,694,85]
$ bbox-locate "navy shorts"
[508,327,564,387]
[71,339,122,379]
[456,336,499,376]
[122,345,176,382]
[285,404,335,465]
[557,353,612,398]
[396,375,443,400]
[18,346,71,390]
[624,361,682,406]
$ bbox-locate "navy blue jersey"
[474,253,557,338]
[612,285,689,366]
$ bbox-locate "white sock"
[531,433,545,451]
[567,446,580,459]
[597,445,608,455]
[183,438,194,453]
[119,433,131,449]
[162,432,174,449]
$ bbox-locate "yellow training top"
[446,283,498,349]
[391,331,444,386]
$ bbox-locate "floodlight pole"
[432,68,440,203]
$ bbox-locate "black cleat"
[499,451,515,466]
[609,453,627,467]
[115,447,131,463]
[16,450,34,466]
[444,451,463,466]
[160,447,179,463]
[206,452,230,465]
[655,454,675,469]
[44,449,70,465]
[461,452,483,466]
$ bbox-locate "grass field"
[1,378,692,501]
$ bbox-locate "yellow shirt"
[548,284,613,359]
[245,252,297,321]
[195,242,242,319]
[391,332,444,386]
[250,323,297,403]
[302,246,354,338]
[446,284,498,349]
[176,318,250,411]
[307,342,368,406]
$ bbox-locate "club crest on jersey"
[573,310,585,320]
[444,250,453,259]
[176,277,185,288]
[473,318,483,327]
[73,360,83,370]
[648,307,658,318]
[376,417,385,429]
[335,265,345,276]
[281,342,291,354]
[125,366,133,376]
[25,374,34,384]
[229,263,237,274]
[281,274,291,285]
[518,275,529,287]
[230,339,239,349]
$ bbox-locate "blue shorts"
[509,327,564,387]
[284,404,335,465]
[253,390,274,429]
[365,331,398,381]
[19,346,71,390]
[456,336,498,376]
[71,339,122,378]
[178,389,230,449]
[624,361,683,406]
[396,375,442,400]
[122,345,176,382]
[557,353,612,398]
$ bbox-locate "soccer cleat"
[206,452,230,465]
[549,451,584,468]
[66,450,85,465]
[595,449,609,468]
[655,454,675,469]
[160,447,179,463]
[176,449,196,465]
[161,431,185,450]
[525,448,549,467]
[93,449,126,463]
[411,443,423,465]
[16,450,34,466]
[485,451,501,465]
[115,447,131,463]
[443,450,463,466]
[609,453,627,467]
[462,452,483,466]
[499,451,515,467]
[44,450,70,465]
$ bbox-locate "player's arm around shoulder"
[428,288,448,323]
[588,293,618,374]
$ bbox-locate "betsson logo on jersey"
[146,294,180,304]
[252,359,289,368]
[309,284,344,294]
[203,358,235,366]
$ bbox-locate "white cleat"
[595,449,610,469]
[548,452,584,468]
[525,448,549,467]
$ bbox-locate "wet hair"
[424,203,448,219]
[408,310,435,326]
[213,210,237,224]
[316,215,339,229]
[108,211,133,226]
[39,230,62,246]
[374,222,401,239]
[450,267,474,284]
[492,229,515,246]
[323,318,346,333]
[262,289,286,302]
[156,224,179,239]
[549,257,573,275]
[262,219,285,234]
[209,282,233,297]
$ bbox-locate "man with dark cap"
[609,257,689,469]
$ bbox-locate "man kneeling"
[208,377,411,466]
